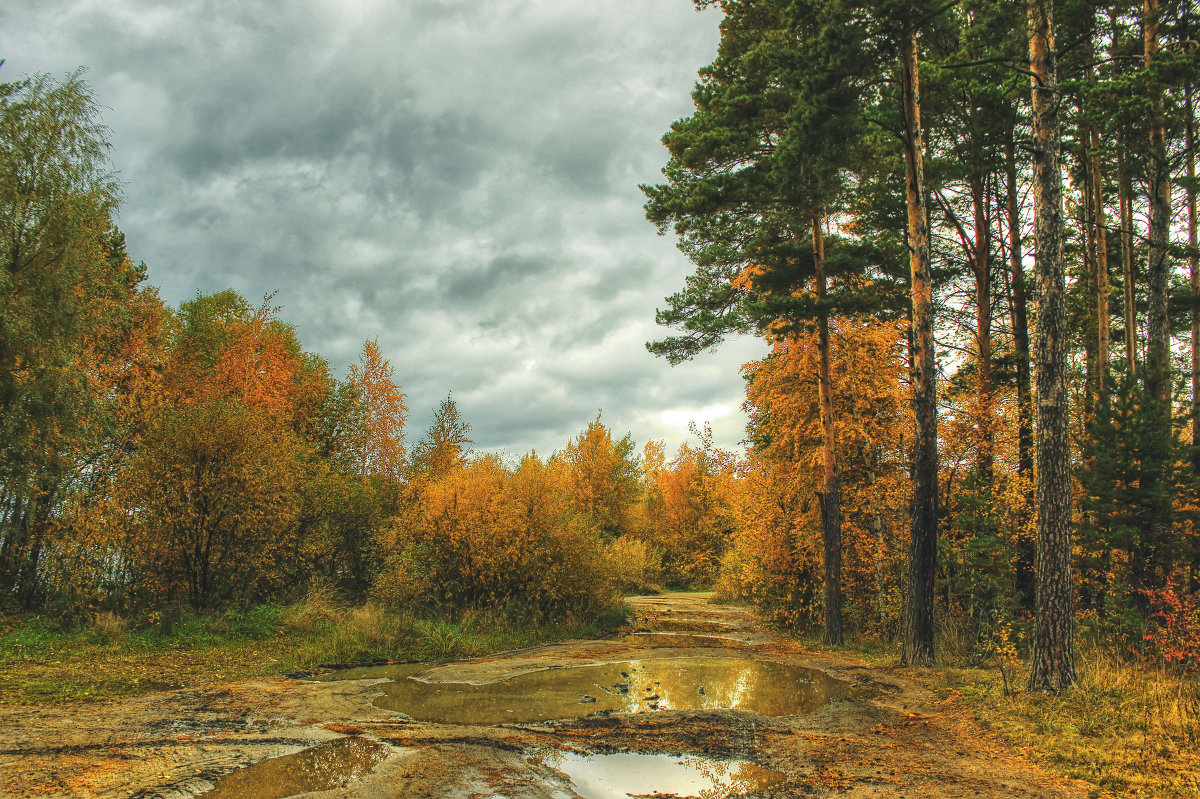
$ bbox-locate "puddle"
[196,737,390,798]
[329,657,845,724]
[546,751,784,799]
[635,618,740,634]
[622,632,747,648]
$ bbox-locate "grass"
[930,648,1200,799]
[796,626,1199,799]
[0,595,630,705]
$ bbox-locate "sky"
[1,0,767,459]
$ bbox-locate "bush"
[1142,585,1200,671]
[373,455,619,619]
[606,535,663,595]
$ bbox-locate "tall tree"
[0,71,126,606]
[348,338,408,480]
[411,394,472,477]
[1027,0,1076,692]
[900,17,938,667]
[644,0,908,645]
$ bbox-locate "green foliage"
[410,393,472,477]
[1078,371,1183,615]
[120,399,303,610]
[0,71,148,608]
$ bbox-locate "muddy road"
[0,594,1089,798]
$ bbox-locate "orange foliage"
[119,400,303,609]
[348,338,408,479]
[375,453,617,617]
[556,413,639,537]
[638,441,736,587]
[721,317,911,634]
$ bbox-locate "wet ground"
[0,594,1091,798]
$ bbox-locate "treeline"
[0,74,739,621]
[646,0,1200,684]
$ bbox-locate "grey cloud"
[1,0,757,457]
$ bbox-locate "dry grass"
[936,647,1200,798]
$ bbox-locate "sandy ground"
[0,594,1093,798]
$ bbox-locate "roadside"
[0,597,627,705]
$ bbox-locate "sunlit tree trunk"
[813,215,843,646]
[1027,0,1076,692]
[1141,0,1174,585]
[901,24,937,667]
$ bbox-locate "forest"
[2,0,1200,714]
[643,0,1200,692]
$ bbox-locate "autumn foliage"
[718,319,911,635]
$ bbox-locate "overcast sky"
[2,0,766,458]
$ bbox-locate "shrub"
[1142,585,1200,671]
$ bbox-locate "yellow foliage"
[722,317,911,634]
[374,453,618,618]
[637,441,737,587]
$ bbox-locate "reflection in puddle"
[547,751,784,799]
[196,737,389,799]
[327,657,845,724]
[622,632,747,648]
[636,618,739,634]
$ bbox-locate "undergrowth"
[796,624,1199,799]
[0,592,629,705]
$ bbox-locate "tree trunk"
[1007,139,1036,613]
[1027,0,1076,692]
[1079,143,1098,424]
[1091,127,1111,403]
[1118,153,1138,372]
[971,174,993,481]
[813,215,844,646]
[1144,0,1171,409]
[1142,0,1174,583]
[1189,80,1199,473]
[901,24,937,667]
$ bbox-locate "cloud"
[0,0,764,457]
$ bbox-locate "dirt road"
[0,594,1090,798]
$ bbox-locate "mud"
[0,593,1092,798]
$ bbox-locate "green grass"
[0,599,630,705]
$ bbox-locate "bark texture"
[1027,0,1076,692]
[1118,154,1138,371]
[1006,139,1035,612]
[813,216,844,647]
[1189,81,1199,473]
[1144,0,1171,409]
[900,25,937,667]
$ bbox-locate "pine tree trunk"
[1189,81,1199,473]
[971,175,993,480]
[1145,0,1171,409]
[1090,125,1111,402]
[1007,139,1036,613]
[1118,154,1139,371]
[1143,0,1174,583]
[901,24,937,667]
[1027,0,1076,692]
[813,215,844,646]
[1079,146,1098,424]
